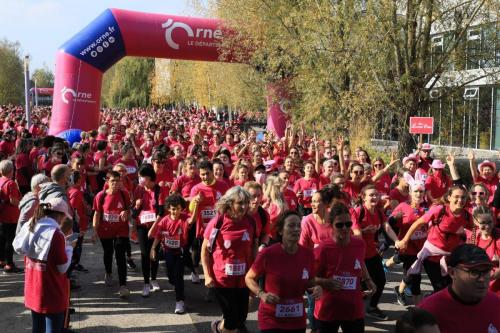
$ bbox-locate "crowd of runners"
[0,103,499,333]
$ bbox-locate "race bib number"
[333,275,357,290]
[103,213,120,223]
[225,263,246,276]
[303,189,316,198]
[411,230,427,240]
[275,303,303,318]
[126,166,136,174]
[139,212,156,224]
[164,237,180,249]
[201,209,217,220]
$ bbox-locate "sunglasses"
[373,163,383,167]
[352,171,364,175]
[413,189,425,193]
[335,221,353,229]
[471,191,485,196]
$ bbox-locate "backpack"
[38,182,69,203]
[432,205,470,241]
[98,189,129,220]
[0,178,11,206]
[131,184,164,218]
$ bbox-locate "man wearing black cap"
[419,244,500,333]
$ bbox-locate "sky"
[0,0,200,71]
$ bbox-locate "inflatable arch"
[49,8,287,144]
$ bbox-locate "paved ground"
[0,240,432,332]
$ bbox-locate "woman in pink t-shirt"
[246,211,321,333]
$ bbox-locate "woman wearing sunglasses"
[386,174,428,306]
[314,202,376,333]
[466,206,500,295]
[467,183,495,217]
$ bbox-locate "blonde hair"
[264,176,288,214]
[216,186,250,215]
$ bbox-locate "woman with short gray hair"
[201,186,255,333]
[16,174,51,234]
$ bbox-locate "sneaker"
[382,259,389,273]
[119,286,130,298]
[174,301,185,314]
[191,272,200,284]
[394,286,408,306]
[150,280,161,292]
[3,264,23,274]
[366,306,389,321]
[210,319,222,333]
[74,264,89,273]
[142,284,151,297]
[404,287,413,298]
[104,273,113,287]
[126,258,136,270]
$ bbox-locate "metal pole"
[34,80,38,108]
[490,87,494,150]
[475,90,479,149]
[24,55,31,128]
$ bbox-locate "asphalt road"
[0,240,432,332]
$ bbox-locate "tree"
[0,39,23,104]
[214,0,499,153]
[31,65,54,88]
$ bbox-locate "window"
[464,88,479,99]
[431,35,444,69]
[466,28,482,69]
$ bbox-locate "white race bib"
[201,209,217,220]
[303,189,316,197]
[139,212,156,224]
[275,302,303,318]
[333,275,357,290]
[164,237,180,249]
[103,213,120,223]
[410,230,427,240]
[126,166,136,174]
[225,262,246,276]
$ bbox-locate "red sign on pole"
[410,117,434,134]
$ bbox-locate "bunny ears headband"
[403,172,425,192]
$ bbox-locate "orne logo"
[162,19,222,50]
[61,86,94,104]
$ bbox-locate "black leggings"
[423,259,451,292]
[400,255,422,295]
[137,226,159,284]
[100,237,128,286]
[261,329,305,333]
[165,250,185,301]
[213,287,249,330]
[183,226,196,273]
[0,223,17,265]
[317,319,364,333]
[364,255,386,308]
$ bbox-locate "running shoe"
[404,287,413,297]
[142,284,151,297]
[191,272,200,284]
[150,280,161,292]
[74,264,89,273]
[126,258,136,270]
[174,301,185,314]
[382,259,389,273]
[394,286,408,306]
[119,286,130,298]
[366,306,389,321]
[104,273,113,286]
[210,319,222,333]
[3,264,23,274]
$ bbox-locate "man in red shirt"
[419,244,500,333]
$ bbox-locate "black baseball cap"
[448,244,493,269]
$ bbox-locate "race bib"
[164,237,180,249]
[275,302,303,318]
[139,212,156,224]
[303,189,316,197]
[201,209,217,220]
[126,166,136,174]
[333,275,357,290]
[225,262,246,276]
[411,229,427,240]
[103,213,120,223]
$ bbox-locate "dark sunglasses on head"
[335,221,353,229]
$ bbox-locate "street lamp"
[24,55,32,128]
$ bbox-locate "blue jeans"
[31,311,65,333]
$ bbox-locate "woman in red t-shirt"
[15,138,33,195]
[397,185,472,292]
[466,206,500,295]
[293,161,320,216]
[201,186,255,333]
[314,202,376,333]
[278,170,298,212]
[246,211,321,333]
[263,176,288,241]
[352,185,398,320]
[425,159,452,204]
[14,197,73,332]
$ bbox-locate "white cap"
[40,197,72,219]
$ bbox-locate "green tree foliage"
[31,65,54,88]
[102,57,155,108]
[0,39,23,104]
[214,0,499,154]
